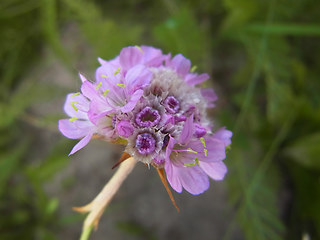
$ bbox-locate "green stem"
[80,226,93,240]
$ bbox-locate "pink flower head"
[59,46,231,197]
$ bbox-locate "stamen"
[191,65,197,72]
[69,117,78,122]
[96,82,102,89]
[187,148,198,154]
[114,67,121,75]
[135,45,143,53]
[184,158,199,167]
[200,137,206,148]
[103,89,110,97]
[71,92,80,97]
[71,101,79,111]
[184,162,196,167]
[116,83,125,88]
[101,74,108,78]
[204,149,207,157]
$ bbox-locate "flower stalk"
[74,157,137,238]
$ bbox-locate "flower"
[58,46,232,234]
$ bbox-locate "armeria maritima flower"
[58,46,232,236]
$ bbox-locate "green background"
[0,0,320,239]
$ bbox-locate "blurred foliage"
[0,0,319,239]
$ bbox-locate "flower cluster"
[59,46,232,195]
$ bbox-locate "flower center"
[135,133,156,155]
[163,96,180,114]
[136,106,161,127]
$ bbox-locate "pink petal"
[120,89,143,113]
[58,119,92,139]
[170,54,191,76]
[179,114,194,144]
[201,88,218,108]
[81,81,99,101]
[187,137,226,162]
[64,93,89,119]
[97,57,107,65]
[166,136,176,161]
[79,73,87,83]
[140,45,165,66]
[119,46,143,71]
[185,73,210,86]
[116,120,134,138]
[177,166,209,195]
[69,132,93,155]
[214,127,232,146]
[95,63,121,90]
[125,65,152,93]
[199,161,227,181]
[164,161,182,193]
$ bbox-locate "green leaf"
[26,139,70,182]
[41,0,71,64]
[283,133,320,169]
[63,0,142,59]
[153,7,210,67]
[245,23,320,36]
[0,140,29,196]
[0,80,62,128]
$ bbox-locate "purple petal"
[125,65,152,92]
[97,57,107,65]
[81,81,100,101]
[187,137,226,162]
[69,132,93,155]
[116,120,134,138]
[120,89,143,113]
[88,105,114,125]
[179,114,194,144]
[177,166,209,195]
[194,124,207,138]
[79,73,87,83]
[164,161,182,193]
[166,135,176,161]
[95,63,121,90]
[58,119,93,139]
[63,93,89,119]
[214,127,232,146]
[201,88,218,108]
[199,161,227,181]
[119,46,143,71]
[141,45,165,66]
[185,73,210,86]
[170,54,191,77]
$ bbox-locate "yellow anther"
[200,137,206,148]
[69,117,78,122]
[101,74,108,78]
[195,157,199,165]
[204,149,208,157]
[191,65,197,72]
[114,67,121,75]
[103,89,110,97]
[71,92,80,97]
[96,82,102,89]
[135,45,143,53]
[187,148,198,154]
[117,83,125,88]
[184,162,196,167]
[71,101,79,111]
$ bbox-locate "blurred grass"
[0,0,319,239]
